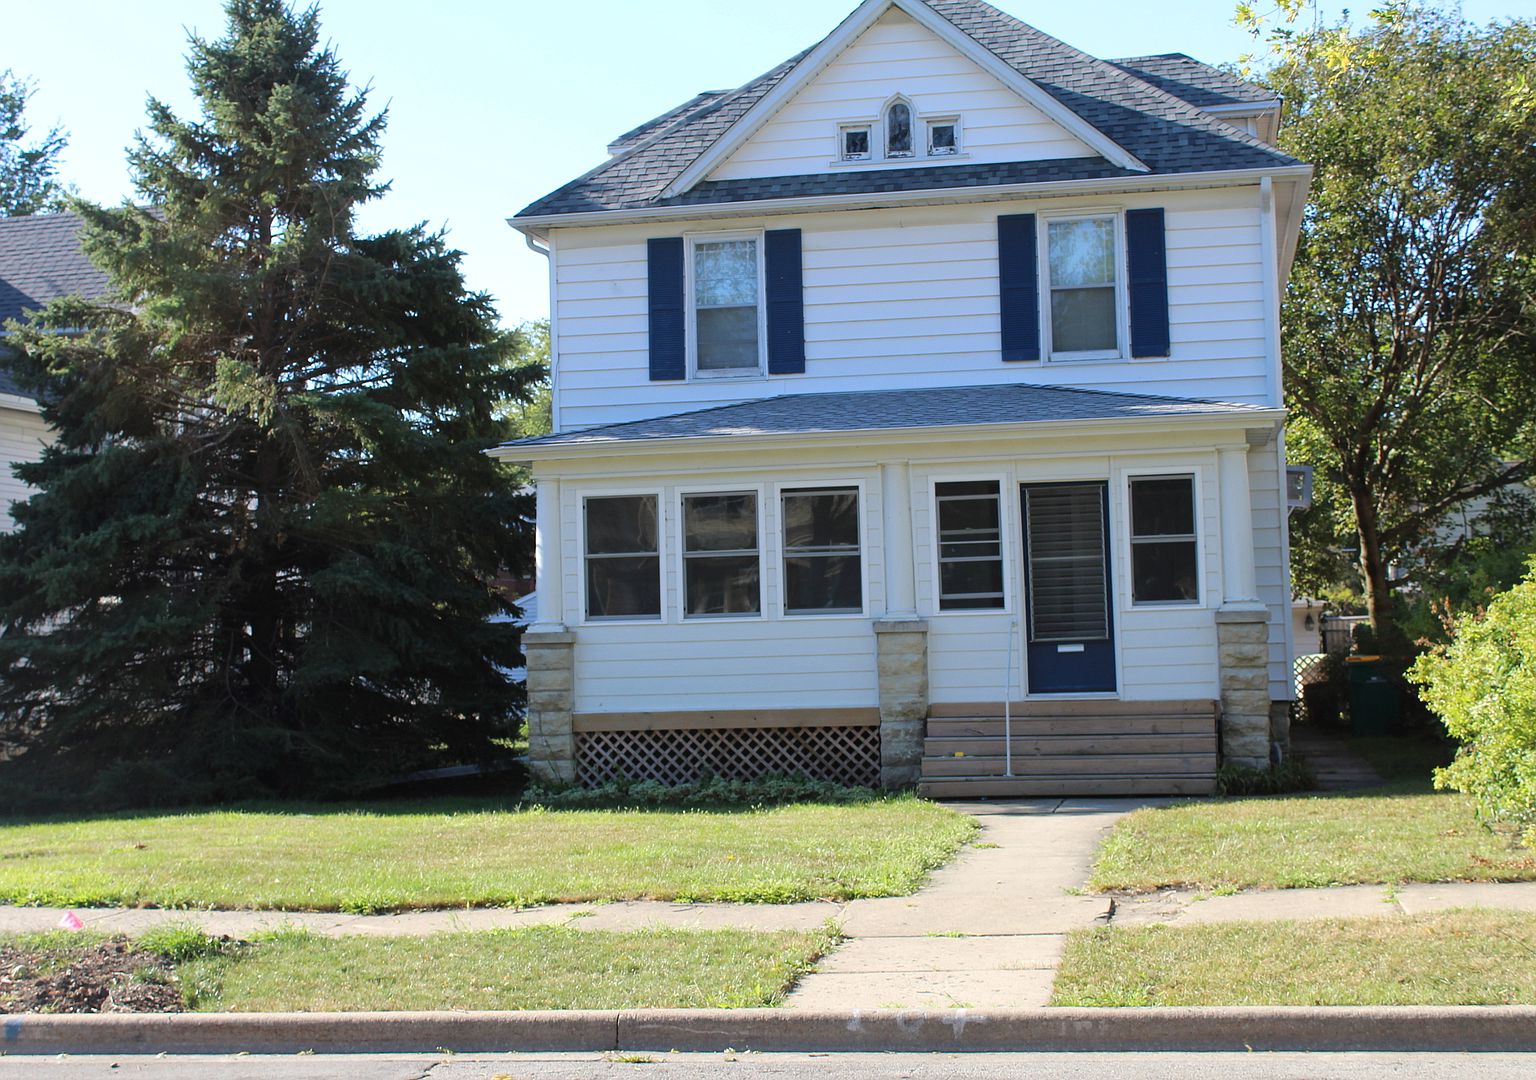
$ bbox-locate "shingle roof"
[1108,53,1276,109]
[608,91,733,154]
[0,213,112,401]
[502,383,1272,453]
[516,0,1299,220]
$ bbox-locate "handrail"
[1003,618,1018,777]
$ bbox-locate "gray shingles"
[516,0,1299,220]
[0,213,112,401]
[1108,54,1275,109]
[502,382,1270,452]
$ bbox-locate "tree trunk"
[1350,484,1401,651]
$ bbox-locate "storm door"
[1020,482,1116,694]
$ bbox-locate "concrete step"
[921,752,1217,778]
[919,774,1216,798]
[924,733,1217,757]
[926,715,1215,738]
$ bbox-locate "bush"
[523,773,882,809]
[1410,563,1536,845]
[1217,758,1316,797]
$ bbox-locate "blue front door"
[1021,482,1116,694]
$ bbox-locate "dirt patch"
[0,937,182,1013]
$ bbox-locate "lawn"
[0,796,974,912]
[1090,733,1535,892]
[1051,910,1536,1006]
[1,925,835,1012]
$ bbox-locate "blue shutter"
[998,214,1040,362]
[1126,208,1170,358]
[765,228,805,375]
[647,237,686,381]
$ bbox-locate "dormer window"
[928,120,958,155]
[841,125,871,161]
[885,101,914,157]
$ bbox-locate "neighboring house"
[496,0,1311,796]
[0,213,110,531]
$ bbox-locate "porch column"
[875,460,926,788]
[525,476,576,784]
[1216,446,1272,769]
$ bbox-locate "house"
[495,0,1311,797]
[0,213,110,531]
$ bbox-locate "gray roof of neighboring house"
[0,213,112,401]
[1108,53,1276,109]
[502,382,1272,453]
[517,0,1299,220]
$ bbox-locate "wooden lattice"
[1292,652,1331,726]
[576,724,881,788]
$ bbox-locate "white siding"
[549,187,1272,433]
[0,404,49,532]
[1249,439,1293,700]
[710,8,1094,182]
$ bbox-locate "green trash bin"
[1345,655,1399,735]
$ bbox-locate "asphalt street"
[3,1052,1534,1079]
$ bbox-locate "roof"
[517,0,1299,221]
[501,382,1274,454]
[0,213,112,401]
[608,91,733,154]
[1108,54,1276,110]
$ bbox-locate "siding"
[549,187,1271,433]
[1249,439,1293,700]
[0,405,48,532]
[710,7,1093,182]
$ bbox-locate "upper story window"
[841,125,871,161]
[585,495,661,620]
[928,120,958,156]
[834,98,960,166]
[690,234,763,375]
[1045,215,1121,359]
[885,101,914,158]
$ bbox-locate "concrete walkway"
[1111,879,1536,926]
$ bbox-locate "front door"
[1020,482,1116,694]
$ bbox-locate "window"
[937,481,1005,610]
[782,488,862,614]
[1129,476,1199,604]
[1046,216,1119,356]
[683,492,760,617]
[841,126,871,161]
[928,120,957,155]
[692,235,761,374]
[885,101,914,158]
[584,495,661,620]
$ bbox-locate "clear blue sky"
[7,0,1521,326]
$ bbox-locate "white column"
[1218,446,1261,607]
[532,476,566,631]
[881,461,918,618]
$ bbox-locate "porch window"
[1046,216,1120,357]
[936,481,1005,610]
[782,487,862,614]
[683,492,760,617]
[691,235,762,374]
[584,495,661,620]
[1129,475,1199,603]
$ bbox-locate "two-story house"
[496,0,1311,797]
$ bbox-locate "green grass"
[1089,733,1532,893]
[1051,910,1536,1006]
[0,795,973,912]
[2,926,836,1011]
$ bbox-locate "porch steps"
[917,700,1220,799]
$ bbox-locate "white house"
[496,0,1312,796]
[0,214,110,531]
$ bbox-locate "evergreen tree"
[0,69,67,215]
[0,0,540,805]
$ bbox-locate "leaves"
[0,69,68,216]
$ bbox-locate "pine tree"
[0,0,540,806]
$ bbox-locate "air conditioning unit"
[1287,465,1314,511]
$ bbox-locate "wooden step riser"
[925,735,1216,757]
[919,776,1218,798]
[927,717,1215,738]
[921,754,1217,778]
[929,700,1217,719]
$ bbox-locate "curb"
[5,1007,1536,1055]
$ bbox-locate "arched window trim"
[883,95,916,159]
[835,95,961,166]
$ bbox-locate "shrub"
[1217,758,1316,797]
[1410,563,1536,845]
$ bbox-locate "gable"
[709,7,1096,183]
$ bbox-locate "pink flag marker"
[56,911,84,931]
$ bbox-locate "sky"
[6,0,1525,327]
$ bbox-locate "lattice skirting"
[575,724,881,788]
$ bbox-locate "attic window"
[841,126,871,161]
[928,121,957,155]
[885,102,914,158]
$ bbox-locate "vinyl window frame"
[777,481,868,619]
[676,484,767,622]
[932,477,1009,613]
[1124,469,1204,609]
[1038,209,1129,363]
[685,229,767,380]
[579,489,666,624]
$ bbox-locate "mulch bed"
[0,937,182,1013]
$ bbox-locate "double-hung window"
[1046,215,1120,358]
[691,234,762,375]
[683,492,760,617]
[782,487,862,614]
[936,481,1005,610]
[1129,475,1199,604]
[584,495,661,620]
